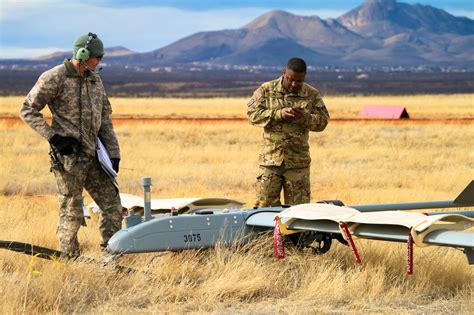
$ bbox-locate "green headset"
[75,32,97,62]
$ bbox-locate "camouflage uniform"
[247,76,329,207]
[20,59,122,255]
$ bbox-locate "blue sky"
[1,0,473,59]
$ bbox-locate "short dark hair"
[286,57,307,73]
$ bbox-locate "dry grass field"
[0,95,473,313]
[1,94,474,118]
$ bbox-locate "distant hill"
[335,0,474,64]
[143,0,473,67]
[143,10,367,66]
[1,0,473,68]
[338,0,474,37]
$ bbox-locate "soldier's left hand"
[111,158,120,173]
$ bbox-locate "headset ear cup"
[76,47,90,62]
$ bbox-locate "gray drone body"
[107,179,474,264]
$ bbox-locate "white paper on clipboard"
[96,138,117,178]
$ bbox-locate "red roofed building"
[360,105,410,119]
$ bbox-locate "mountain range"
[5,0,474,68]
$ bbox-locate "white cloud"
[0,0,65,21]
[449,10,474,19]
[1,0,472,59]
[91,6,265,51]
[289,9,347,18]
[0,47,64,59]
[1,3,265,52]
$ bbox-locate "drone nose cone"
[106,230,134,254]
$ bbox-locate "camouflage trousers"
[51,151,122,255]
[254,165,310,207]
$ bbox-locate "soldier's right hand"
[49,134,78,156]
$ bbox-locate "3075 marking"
[184,233,201,242]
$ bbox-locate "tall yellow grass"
[2,94,473,118]
[0,95,473,313]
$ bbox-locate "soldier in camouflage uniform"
[20,33,122,255]
[247,58,329,207]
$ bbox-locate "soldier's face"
[84,55,102,70]
[282,69,305,93]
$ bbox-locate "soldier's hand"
[281,107,296,121]
[111,158,120,173]
[292,106,305,120]
[49,134,78,155]
[281,107,305,121]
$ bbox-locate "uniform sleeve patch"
[247,97,256,107]
[248,91,264,107]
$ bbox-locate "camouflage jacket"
[20,59,120,159]
[247,76,329,168]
